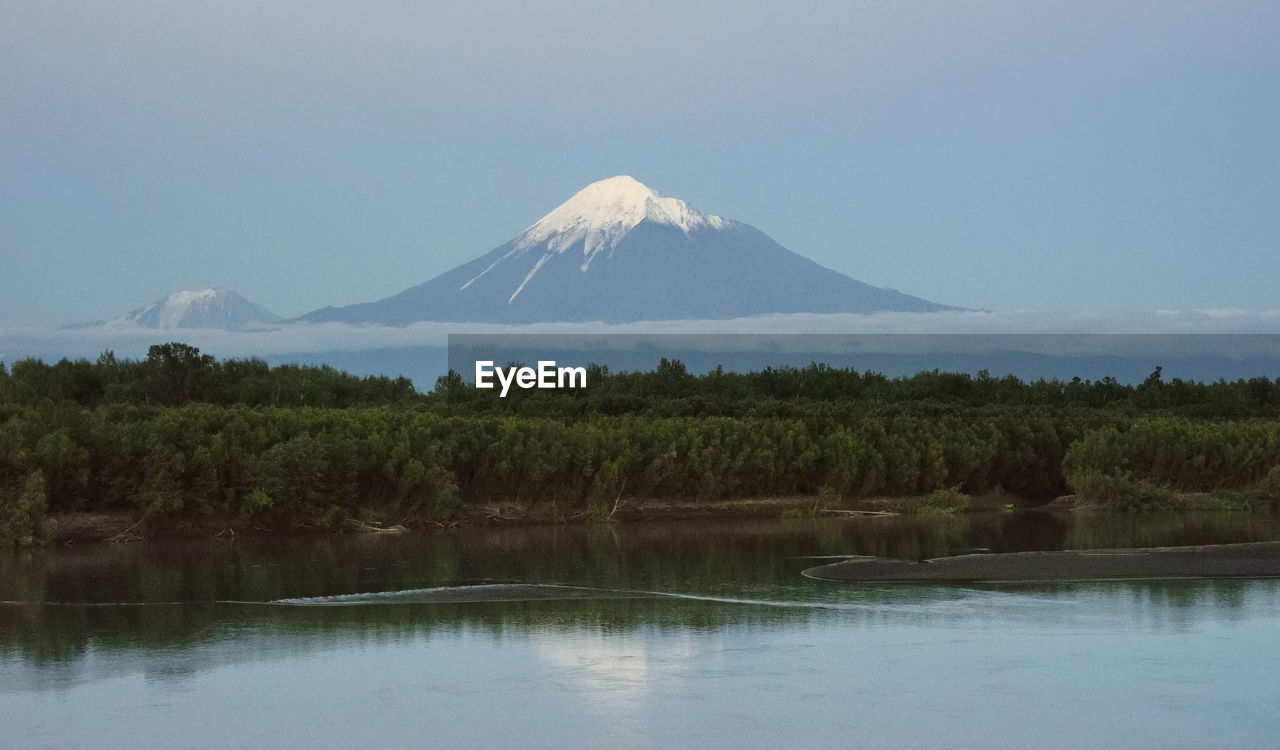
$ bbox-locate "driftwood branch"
[606,480,626,520]
[105,519,145,543]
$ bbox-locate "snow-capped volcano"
[120,287,282,330]
[302,176,956,325]
[511,175,729,271]
[467,176,732,302]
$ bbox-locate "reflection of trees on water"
[1065,511,1280,551]
[2,512,1279,682]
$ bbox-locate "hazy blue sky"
[3,1,1277,327]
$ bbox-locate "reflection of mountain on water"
[532,629,702,715]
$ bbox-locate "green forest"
[2,343,1279,544]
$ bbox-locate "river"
[3,512,1279,748]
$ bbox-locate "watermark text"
[474,360,587,397]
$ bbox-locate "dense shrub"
[1068,471,1179,511]
[3,347,1278,530]
[0,471,52,546]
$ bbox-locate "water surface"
[3,512,1279,748]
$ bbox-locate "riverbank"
[45,496,886,543]
[41,488,1280,544]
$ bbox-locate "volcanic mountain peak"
[122,286,281,330]
[500,176,729,271]
[300,176,957,325]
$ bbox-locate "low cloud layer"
[4,309,1280,364]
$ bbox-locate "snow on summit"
[151,289,221,329]
[122,287,282,330]
[518,176,727,262]
[463,176,730,299]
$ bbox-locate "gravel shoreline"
[802,542,1280,583]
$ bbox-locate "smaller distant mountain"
[95,287,282,330]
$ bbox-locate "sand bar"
[802,542,1280,583]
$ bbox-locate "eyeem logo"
[474,360,588,397]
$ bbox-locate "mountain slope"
[302,176,956,325]
[121,287,282,330]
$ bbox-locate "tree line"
[0,343,419,408]
[2,345,1279,543]
[6,346,1280,417]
